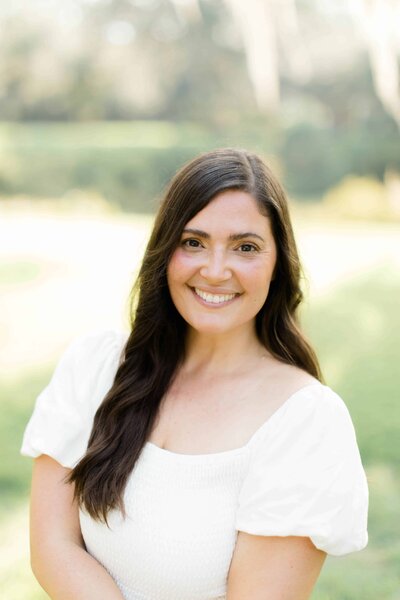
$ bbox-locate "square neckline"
[144,382,323,461]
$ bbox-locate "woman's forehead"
[184,190,272,237]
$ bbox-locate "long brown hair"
[68,148,323,522]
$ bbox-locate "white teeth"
[194,288,236,304]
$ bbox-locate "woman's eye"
[238,243,258,253]
[182,238,202,248]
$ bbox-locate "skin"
[226,533,326,600]
[30,455,124,599]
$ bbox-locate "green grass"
[304,264,400,598]
[1,562,47,600]
[0,121,217,212]
[1,263,399,598]
[0,368,49,521]
[0,120,278,212]
[0,120,214,150]
[303,264,400,469]
[0,261,42,286]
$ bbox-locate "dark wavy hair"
[68,148,323,522]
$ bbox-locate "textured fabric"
[235,384,369,556]
[20,330,126,468]
[21,330,369,599]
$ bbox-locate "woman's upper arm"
[226,531,326,600]
[30,454,84,573]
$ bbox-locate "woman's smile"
[190,286,241,307]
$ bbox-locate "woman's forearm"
[32,541,124,600]
[29,456,124,599]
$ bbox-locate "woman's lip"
[189,286,240,307]
[189,286,240,295]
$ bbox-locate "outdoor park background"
[0,0,399,598]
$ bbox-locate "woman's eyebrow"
[229,232,265,242]
[182,228,265,242]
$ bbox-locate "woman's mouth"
[191,287,240,306]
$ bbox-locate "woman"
[21,148,369,600]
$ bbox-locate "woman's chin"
[186,319,229,335]
[186,317,250,337]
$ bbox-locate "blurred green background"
[1,0,399,598]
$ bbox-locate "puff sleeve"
[235,384,369,556]
[20,330,127,469]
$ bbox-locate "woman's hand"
[30,454,124,600]
[226,531,326,600]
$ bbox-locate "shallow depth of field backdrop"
[1,1,400,598]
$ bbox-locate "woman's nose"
[199,250,232,282]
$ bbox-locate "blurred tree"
[352,0,400,127]
[0,0,399,203]
[0,0,398,126]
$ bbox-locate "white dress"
[21,330,369,600]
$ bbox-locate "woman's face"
[166,189,277,337]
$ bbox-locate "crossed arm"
[30,455,326,600]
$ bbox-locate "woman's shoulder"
[257,356,321,410]
[255,376,355,452]
[236,374,368,557]
[20,328,130,468]
[252,355,356,439]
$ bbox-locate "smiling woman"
[21,148,368,600]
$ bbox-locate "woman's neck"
[182,324,269,378]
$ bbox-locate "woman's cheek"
[167,249,200,280]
